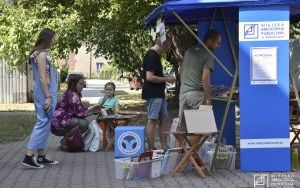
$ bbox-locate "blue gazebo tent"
[145,0,300,25]
[144,0,300,172]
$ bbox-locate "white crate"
[198,144,236,170]
[114,158,162,180]
[161,149,193,175]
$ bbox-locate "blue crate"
[115,126,145,158]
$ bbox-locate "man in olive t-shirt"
[179,29,221,130]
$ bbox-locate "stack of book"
[198,140,236,170]
[114,151,163,180]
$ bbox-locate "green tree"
[1,0,193,97]
[89,0,162,79]
[0,0,109,66]
[291,22,300,39]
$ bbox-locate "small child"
[100,82,120,115]
[98,82,120,150]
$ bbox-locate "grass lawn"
[0,114,36,143]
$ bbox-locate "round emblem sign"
[118,131,141,156]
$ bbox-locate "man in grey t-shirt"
[179,29,221,130]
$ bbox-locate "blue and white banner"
[239,6,290,172]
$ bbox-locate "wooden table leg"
[177,137,201,173]
[290,124,300,145]
[291,131,300,145]
[189,153,206,178]
[171,135,191,176]
[190,136,211,176]
[171,134,211,177]
[187,135,211,177]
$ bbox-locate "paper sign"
[152,149,164,159]
[159,23,166,43]
[150,27,156,40]
[156,18,161,33]
[151,160,161,178]
[251,47,278,85]
[170,118,179,133]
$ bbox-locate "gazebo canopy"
[144,0,300,25]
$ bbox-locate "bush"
[99,65,119,80]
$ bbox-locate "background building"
[58,44,109,79]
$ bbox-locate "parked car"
[129,74,142,90]
[65,72,87,88]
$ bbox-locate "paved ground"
[0,134,300,188]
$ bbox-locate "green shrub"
[99,65,119,80]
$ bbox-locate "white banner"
[240,138,290,149]
[239,21,289,41]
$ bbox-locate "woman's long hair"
[29,28,56,56]
[67,74,84,97]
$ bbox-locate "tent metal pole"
[172,11,234,78]
[209,8,217,29]
[211,8,239,171]
[221,9,238,66]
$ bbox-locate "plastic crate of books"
[161,148,193,175]
[114,158,162,180]
[198,144,236,170]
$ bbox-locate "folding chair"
[170,107,217,178]
[171,132,211,178]
[290,99,300,145]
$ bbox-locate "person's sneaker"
[22,155,44,169]
[37,155,59,165]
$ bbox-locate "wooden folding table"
[290,99,300,145]
[171,132,212,178]
[290,117,300,145]
[97,114,137,149]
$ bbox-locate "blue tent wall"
[198,20,237,146]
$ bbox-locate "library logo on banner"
[244,24,258,39]
[239,21,289,41]
[118,131,141,155]
[254,174,269,188]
